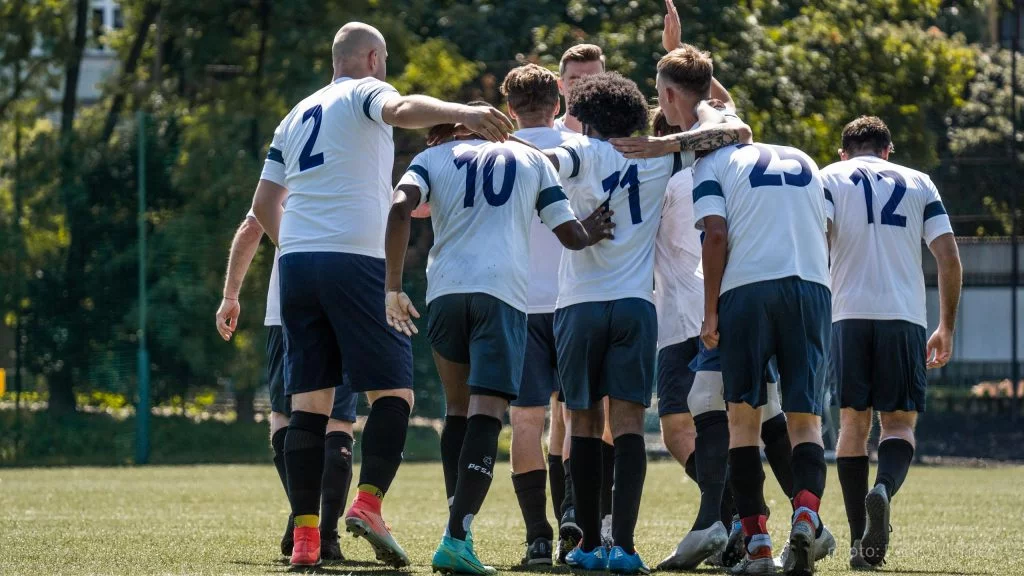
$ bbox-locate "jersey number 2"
[850,168,907,228]
[748,144,811,189]
[455,149,517,207]
[298,105,324,172]
[602,165,642,224]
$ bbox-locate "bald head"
[332,22,388,81]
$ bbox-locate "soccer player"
[383,125,613,575]
[499,63,581,566]
[693,131,832,576]
[821,116,961,569]
[555,44,606,135]
[250,22,514,567]
[215,210,358,562]
[545,70,749,574]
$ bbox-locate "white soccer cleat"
[657,522,728,570]
[777,522,836,568]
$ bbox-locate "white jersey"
[261,76,400,258]
[821,155,953,327]
[692,143,830,294]
[553,116,576,135]
[515,126,583,314]
[655,168,704,349]
[398,140,576,312]
[552,137,694,308]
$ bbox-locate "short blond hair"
[657,44,713,97]
[559,44,605,76]
[501,64,560,117]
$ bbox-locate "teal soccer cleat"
[432,534,497,575]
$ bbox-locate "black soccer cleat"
[320,530,345,563]
[861,485,891,567]
[557,507,583,564]
[521,537,553,567]
[280,514,294,557]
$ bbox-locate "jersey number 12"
[850,168,907,228]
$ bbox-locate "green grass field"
[1,461,1021,575]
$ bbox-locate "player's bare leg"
[344,388,414,568]
[510,404,554,565]
[837,407,874,568]
[286,388,336,567]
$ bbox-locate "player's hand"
[662,0,682,53]
[427,123,475,146]
[411,203,432,219]
[461,106,515,143]
[582,206,616,245]
[385,291,420,337]
[216,298,240,341]
[610,135,677,159]
[926,325,953,369]
[701,315,720,350]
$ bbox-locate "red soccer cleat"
[344,492,410,567]
[290,525,321,567]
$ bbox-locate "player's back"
[694,143,830,294]
[821,156,950,326]
[274,76,397,257]
[555,136,684,307]
[415,139,566,312]
[515,127,581,314]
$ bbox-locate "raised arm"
[383,183,422,336]
[215,215,264,341]
[926,233,962,368]
[382,96,514,142]
[660,0,735,110]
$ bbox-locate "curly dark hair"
[567,72,649,139]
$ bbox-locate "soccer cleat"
[607,545,651,575]
[861,484,891,567]
[601,514,614,548]
[344,502,410,567]
[558,507,583,563]
[777,523,836,568]
[290,525,321,567]
[320,530,345,563]
[783,510,817,576]
[432,534,497,575]
[720,516,746,568]
[566,544,609,571]
[520,537,553,567]
[730,543,776,575]
[658,521,728,570]
[849,539,878,570]
[280,514,294,557]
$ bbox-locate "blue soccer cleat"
[608,545,651,575]
[431,534,496,575]
[566,544,610,571]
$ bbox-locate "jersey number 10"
[454,149,518,208]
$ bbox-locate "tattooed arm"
[610,120,752,159]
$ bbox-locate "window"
[87,0,124,52]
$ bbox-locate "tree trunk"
[235,386,256,424]
[101,1,162,144]
[49,0,90,415]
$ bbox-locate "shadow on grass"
[884,571,991,576]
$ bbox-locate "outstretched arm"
[384,183,422,336]
[382,96,514,142]
[610,120,752,159]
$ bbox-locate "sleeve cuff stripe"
[362,86,389,120]
[824,188,834,204]
[559,145,581,178]
[924,201,947,221]
[267,147,284,163]
[537,185,568,211]
[693,181,724,202]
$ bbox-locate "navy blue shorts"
[279,252,413,396]
[514,313,560,408]
[689,340,779,384]
[427,293,527,400]
[554,298,657,410]
[656,337,700,416]
[267,326,358,421]
[718,277,831,415]
[832,319,928,413]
